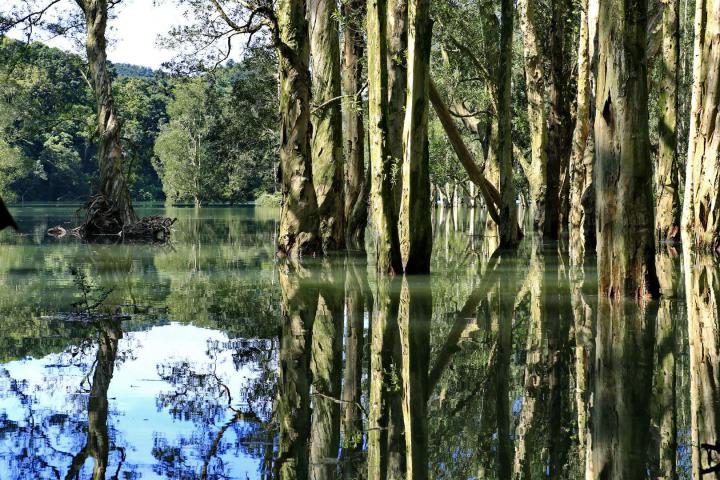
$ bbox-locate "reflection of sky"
[0,323,268,479]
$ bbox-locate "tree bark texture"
[387,0,407,211]
[594,0,659,299]
[680,0,720,252]
[277,0,322,257]
[398,0,432,273]
[309,0,345,251]
[367,0,402,274]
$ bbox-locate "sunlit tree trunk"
[277,0,321,257]
[651,251,678,480]
[518,0,549,235]
[684,252,720,478]
[398,0,432,273]
[387,0,407,210]
[309,264,344,479]
[367,0,402,274]
[680,0,720,251]
[569,0,595,260]
[77,0,136,231]
[398,276,430,480]
[594,0,659,299]
[309,0,345,251]
[342,0,368,250]
[367,276,400,480]
[590,299,656,479]
[276,264,318,479]
[655,0,681,244]
[498,0,521,248]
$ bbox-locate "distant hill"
[113,63,156,78]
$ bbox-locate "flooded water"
[0,204,717,479]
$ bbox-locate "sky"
[8,0,233,69]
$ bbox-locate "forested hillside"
[0,39,279,204]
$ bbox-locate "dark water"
[0,204,717,479]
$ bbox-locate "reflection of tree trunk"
[684,253,720,478]
[398,276,430,480]
[495,252,515,478]
[66,320,122,479]
[276,264,319,480]
[310,264,344,479]
[590,300,656,479]
[341,260,367,476]
[368,275,400,480]
[651,252,679,479]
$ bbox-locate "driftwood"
[47,195,176,242]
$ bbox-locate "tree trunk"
[398,0,432,274]
[684,252,720,479]
[309,0,345,251]
[277,264,318,479]
[387,0,407,212]
[680,0,720,252]
[367,0,402,274]
[569,0,594,261]
[309,264,344,479]
[277,0,322,257]
[342,0,368,251]
[594,0,659,299]
[498,0,521,248]
[655,0,681,244]
[80,0,136,231]
[518,0,549,235]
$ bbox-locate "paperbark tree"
[594,0,659,299]
[497,0,521,248]
[398,0,432,273]
[342,0,368,250]
[680,0,720,252]
[387,0,407,210]
[655,0,681,243]
[368,0,402,274]
[309,0,345,251]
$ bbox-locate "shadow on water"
[0,204,719,479]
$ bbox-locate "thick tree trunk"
[367,0,402,274]
[497,0,521,248]
[569,0,595,261]
[518,0,549,234]
[684,253,720,479]
[309,265,344,479]
[79,0,136,232]
[342,0,368,251]
[398,0,432,273]
[680,0,720,252]
[398,277,430,480]
[309,0,345,251]
[387,0,407,211]
[594,0,659,299]
[276,264,318,480]
[277,0,322,257]
[655,0,681,244]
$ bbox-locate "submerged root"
[56,194,177,243]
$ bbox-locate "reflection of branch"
[312,391,367,418]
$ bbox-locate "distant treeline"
[0,38,279,204]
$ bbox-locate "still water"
[0,204,717,479]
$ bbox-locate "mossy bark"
[309,0,345,251]
[277,0,321,257]
[386,0,407,211]
[398,0,432,273]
